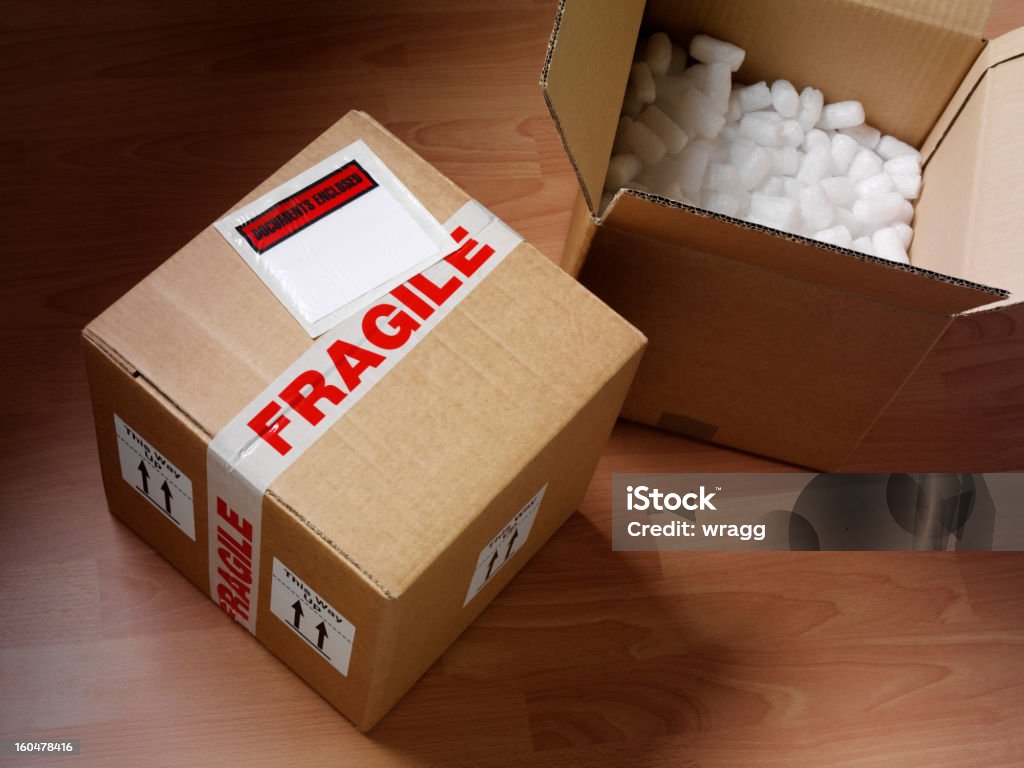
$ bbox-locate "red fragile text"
[246,226,495,456]
[215,496,254,622]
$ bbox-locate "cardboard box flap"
[914,29,1024,311]
[602,191,1005,316]
[922,28,1024,161]
[642,0,990,146]
[86,111,468,436]
[541,0,645,213]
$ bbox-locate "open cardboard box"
[542,0,1024,470]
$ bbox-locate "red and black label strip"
[235,161,378,254]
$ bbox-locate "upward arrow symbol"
[485,550,499,581]
[291,600,303,629]
[137,460,150,495]
[160,480,173,514]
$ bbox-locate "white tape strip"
[206,200,523,633]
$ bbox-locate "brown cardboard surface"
[603,192,1004,315]
[562,188,598,278]
[541,0,645,212]
[916,30,1024,310]
[82,334,213,593]
[365,342,644,728]
[580,225,952,470]
[271,242,645,595]
[83,110,647,728]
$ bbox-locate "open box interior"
[543,0,1024,314]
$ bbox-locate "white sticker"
[207,201,523,634]
[464,484,547,606]
[215,140,453,338]
[270,558,356,676]
[114,414,195,540]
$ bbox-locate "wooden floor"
[2,2,1023,766]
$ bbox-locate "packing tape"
[206,200,523,633]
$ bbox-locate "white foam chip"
[757,175,785,197]
[816,101,865,130]
[855,172,894,199]
[704,62,733,114]
[630,61,656,105]
[738,81,773,113]
[706,162,741,193]
[877,135,919,161]
[851,236,876,255]
[749,193,801,231]
[780,120,804,148]
[830,133,859,175]
[853,192,905,226]
[799,184,835,232]
[797,146,831,185]
[893,221,914,248]
[740,111,784,147]
[847,148,883,182]
[771,80,800,118]
[797,87,824,132]
[604,30,921,262]
[873,227,910,263]
[737,145,773,191]
[813,224,853,248]
[644,32,673,76]
[820,176,856,208]
[841,123,881,149]
[639,105,689,154]
[770,146,801,177]
[726,94,743,123]
[605,154,642,191]
[702,190,741,217]
[690,34,746,71]
[678,142,712,198]
[623,120,667,165]
[803,128,831,154]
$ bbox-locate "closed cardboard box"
[83,110,645,729]
[543,0,1023,470]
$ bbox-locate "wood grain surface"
[2,2,1022,766]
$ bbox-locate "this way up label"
[270,558,356,677]
[114,414,195,540]
[464,484,547,606]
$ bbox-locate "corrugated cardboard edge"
[603,189,1008,306]
[81,326,400,601]
[540,0,645,215]
[922,27,1024,163]
[540,0,593,213]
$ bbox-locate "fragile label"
[464,484,546,606]
[270,558,356,676]
[215,140,453,337]
[114,414,195,540]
